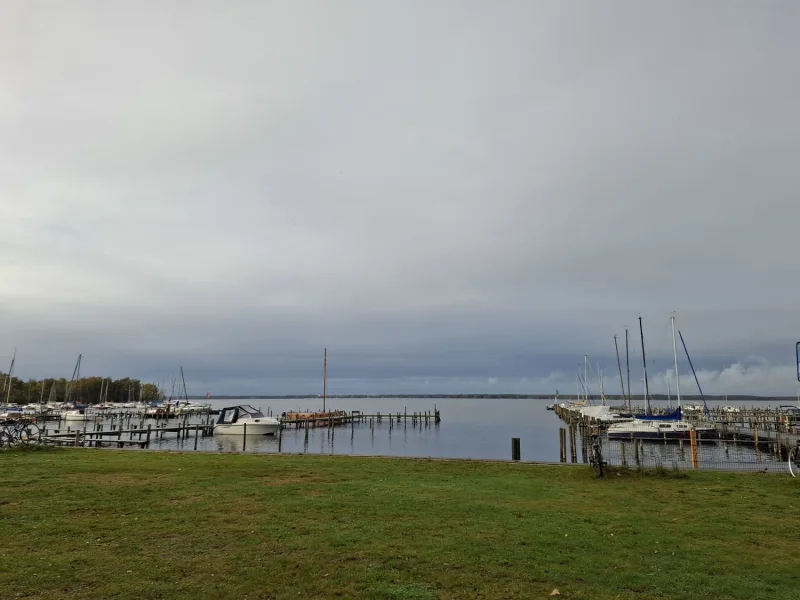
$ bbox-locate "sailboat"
[282,348,346,423]
[62,354,94,422]
[608,316,717,440]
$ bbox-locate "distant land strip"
[188,394,799,401]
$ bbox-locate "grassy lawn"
[1,449,798,600]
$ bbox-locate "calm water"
[50,396,797,467]
[159,396,566,461]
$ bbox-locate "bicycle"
[588,428,605,477]
[1,418,41,447]
[789,441,800,478]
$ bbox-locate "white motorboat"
[62,408,95,422]
[213,405,280,435]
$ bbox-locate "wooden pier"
[41,418,215,449]
[279,408,441,429]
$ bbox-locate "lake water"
[49,396,797,468]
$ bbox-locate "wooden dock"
[279,408,441,429]
[42,419,215,449]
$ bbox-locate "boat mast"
[671,315,682,409]
[180,366,189,402]
[4,349,16,405]
[665,374,671,408]
[583,355,588,402]
[599,367,605,405]
[638,316,651,415]
[678,330,710,418]
[625,329,631,409]
[322,348,327,412]
[614,335,626,404]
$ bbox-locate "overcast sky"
[2,1,799,396]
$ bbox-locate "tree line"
[0,373,165,405]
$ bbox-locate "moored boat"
[213,405,280,435]
[607,419,717,441]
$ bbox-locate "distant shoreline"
[187,394,799,401]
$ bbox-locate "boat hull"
[214,421,280,436]
[608,429,718,441]
[63,413,95,422]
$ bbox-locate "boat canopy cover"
[634,407,682,421]
[217,405,265,425]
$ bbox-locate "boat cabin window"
[239,405,265,418]
[657,424,671,429]
[220,408,238,424]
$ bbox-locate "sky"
[1,1,799,396]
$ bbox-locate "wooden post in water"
[559,428,566,462]
[146,423,151,448]
[511,438,521,461]
[754,427,760,461]
[194,424,199,450]
[322,347,327,412]
[569,425,577,463]
[689,427,698,468]
[242,421,247,452]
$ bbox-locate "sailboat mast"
[638,316,651,415]
[614,335,625,403]
[599,369,605,405]
[625,329,631,408]
[180,366,189,402]
[584,355,588,402]
[5,349,16,405]
[678,330,709,417]
[666,375,671,407]
[323,348,327,412]
[670,315,682,408]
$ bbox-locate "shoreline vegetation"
[0,373,163,405]
[2,449,798,599]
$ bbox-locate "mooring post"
[569,425,577,463]
[754,427,760,460]
[511,438,521,461]
[146,424,152,448]
[194,424,199,450]
[242,421,247,452]
[559,428,566,462]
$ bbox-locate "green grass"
[1,449,798,599]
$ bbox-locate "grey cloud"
[1,1,799,395]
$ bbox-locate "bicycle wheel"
[0,428,14,448]
[17,423,41,445]
[789,445,800,478]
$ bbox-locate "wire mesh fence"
[559,423,800,475]
[599,434,797,474]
